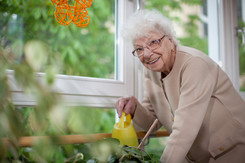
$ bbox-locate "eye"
[136,47,143,52]
[149,39,158,46]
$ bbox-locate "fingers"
[116,96,137,118]
[116,97,126,117]
[123,96,136,115]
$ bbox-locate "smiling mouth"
[147,57,160,64]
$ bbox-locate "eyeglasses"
[132,35,168,58]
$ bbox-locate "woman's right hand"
[115,96,138,118]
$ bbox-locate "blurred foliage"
[4,137,161,162]
[0,41,116,162]
[0,13,116,161]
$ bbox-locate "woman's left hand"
[115,96,138,118]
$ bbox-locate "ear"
[168,36,175,49]
[168,36,173,43]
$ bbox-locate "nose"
[143,47,152,59]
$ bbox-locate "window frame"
[207,0,220,66]
[9,0,141,108]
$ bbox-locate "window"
[218,0,245,100]
[3,0,244,107]
[1,0,139,107]
[144,0,209,58]
[202,0,208,16]
[201,0,208,38]
[1,0,115,79]
[236,0,245,92]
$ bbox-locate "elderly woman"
[116,9,245,163]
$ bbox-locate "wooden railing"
[2,130,169,147]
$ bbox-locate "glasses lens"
[136,51,143,57]
[133,48,143,57]
[149,40,159,50]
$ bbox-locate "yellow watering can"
[112,112,138,147]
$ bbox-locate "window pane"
[145,0,208,55]
[202,0,208,16]
[0,0,115,79]
[237,0,245,92]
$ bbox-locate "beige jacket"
[133,46,245,163]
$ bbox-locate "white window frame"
[207,0,220,66]
[8,0,141,108]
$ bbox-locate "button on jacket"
[133,46,245,163]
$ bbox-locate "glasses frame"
[132,34,168,58]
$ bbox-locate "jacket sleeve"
[133,69,162,131]
[161,57,217,163]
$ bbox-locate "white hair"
[121,9,178,45]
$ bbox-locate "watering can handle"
[118,112,131,128]
[118,112,125,128]
[126,113,131,123]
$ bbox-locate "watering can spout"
[111,112,138,147]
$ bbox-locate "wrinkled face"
[133,31,176,74]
